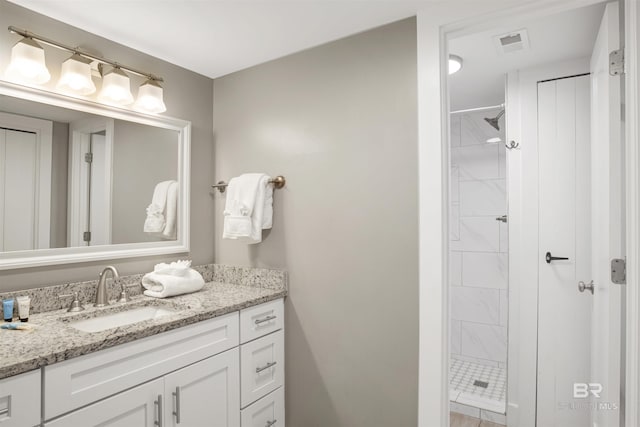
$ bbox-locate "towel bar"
[211,175,286,194]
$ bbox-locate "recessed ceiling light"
[448,55,463,75]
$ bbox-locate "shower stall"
[449,105,508,422]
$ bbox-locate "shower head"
[484,109,505,131]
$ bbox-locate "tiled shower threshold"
[450,358,507,415]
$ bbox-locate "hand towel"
[142,261,204,298]
[162,181,178,239]
[144,180,178,239]
[223,173,273,244]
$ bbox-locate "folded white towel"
[223,173,273,244]
[144,180,178,240]
[142,266,204,298]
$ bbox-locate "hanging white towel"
[162,181,178,239]
[144,180,178,239]
[223,173,273,244]
[142,260,204,298]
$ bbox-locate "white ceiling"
[449,2,606,111]
[9,0,425,79]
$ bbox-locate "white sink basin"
[68,306,177,333]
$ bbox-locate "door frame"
[68,116,114,247]
[416,0,640,426]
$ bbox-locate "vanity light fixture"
[5,37,51,85]
[5,26,166,113]
[133,78,167,113]
[98,66,134,105]
[448,54,463,75]
[56,53,96,95]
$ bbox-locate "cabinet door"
[45,378,163,427]
[0,370,40,427]
[164,348,240,427]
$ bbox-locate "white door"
[536,74,592,427]
[164,348,240,427]
[0,128,38,251]
[45,378,164,427]
[0,115,52,251]
[590,2,623,426]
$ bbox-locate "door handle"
[154,394,163,427]
[546,252,569,264]
[578,280,595,294]
[172,386,181,424]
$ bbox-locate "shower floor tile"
[450,358,506,414]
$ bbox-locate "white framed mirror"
[0,80,191,269]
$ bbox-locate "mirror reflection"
[0,95,179,252]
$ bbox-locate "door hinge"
[609,48,625,76]
[84,152,93,163]
[83,231,91,242]
[611,258,626,284]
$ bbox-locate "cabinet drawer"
[0,370,40,427]
[240,330,284,408]
[240,298,284,343]
[44,312,239,419]
[241,387,284,427]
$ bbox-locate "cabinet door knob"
[578,280,595,295]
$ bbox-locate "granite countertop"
[1,281,286,379]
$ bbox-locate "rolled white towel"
[142,268,204,298]
[153,260,191,277]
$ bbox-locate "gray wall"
[50,121,68,248]
[0,0,214,290]
[213,18,419,427]
[111,120,178,244]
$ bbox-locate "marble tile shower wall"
[450,109,508,368]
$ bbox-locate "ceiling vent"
[493,29,530,54]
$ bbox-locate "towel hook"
[211,175,286,194]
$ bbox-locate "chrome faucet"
[95,266,119,307]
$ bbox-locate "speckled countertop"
[1,280,286,380]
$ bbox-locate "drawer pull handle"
[266,420,277,427]
[0,408,8,416]
[256,361,277,373]
[155,394,163,427]
[255,315,277,325]
[172,386,181,424]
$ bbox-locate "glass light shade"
[5,38,51,85]
[56,54,96,95]
[448,55,463,75]
[98,67,134,105]
[133,79,166,113]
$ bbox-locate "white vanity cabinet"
[45,350,240,427]
[0,370,40,427]
[33,298,284,427]
[239,298,285,426]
